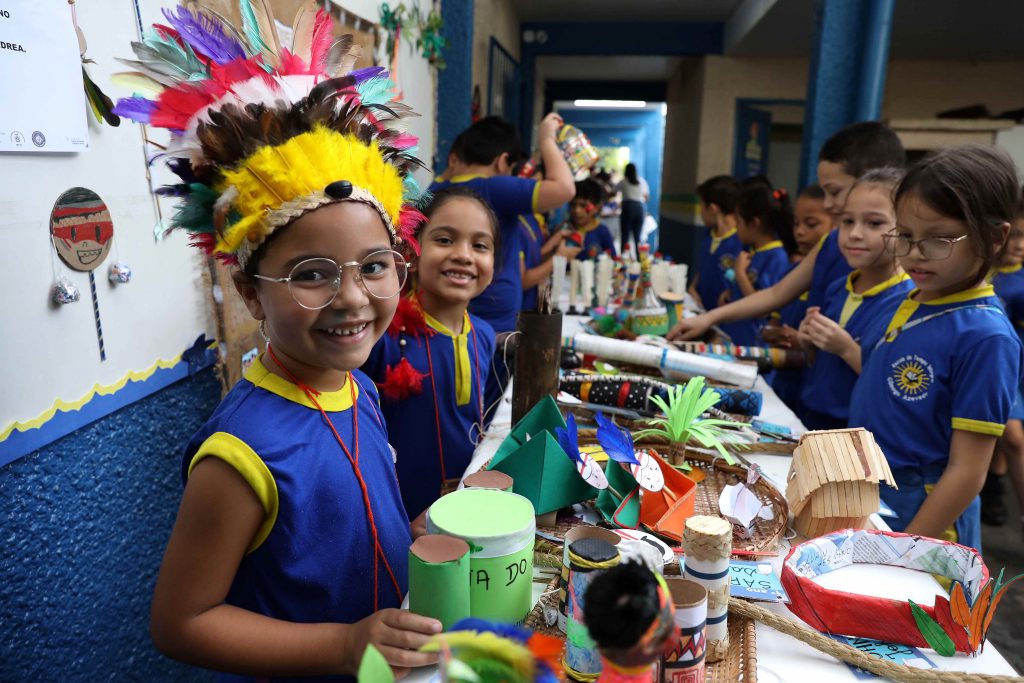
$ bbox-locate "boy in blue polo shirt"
[568,178,617,260]
[689,175,742,311]
[849,146,1024,551]
[431,114,576,334]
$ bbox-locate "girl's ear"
[994,221,1012,255]
[231,270,266,321]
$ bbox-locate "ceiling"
[538,56,683,82]
[515,0,742,23]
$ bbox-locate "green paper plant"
[634,376,745,466]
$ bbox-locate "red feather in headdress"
[387,296,431,338]
[379,357,428,401]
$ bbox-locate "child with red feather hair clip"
[363,186,499,521]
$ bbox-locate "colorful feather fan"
[111,0,426,267]
[419,618,562,683]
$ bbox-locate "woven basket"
[525,575,758,682]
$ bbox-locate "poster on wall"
[0,2,88,152]
[733,102,772,179]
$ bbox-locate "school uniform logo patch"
[719,255,735,270]
[888,354,934,402]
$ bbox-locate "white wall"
[0,0,213,434]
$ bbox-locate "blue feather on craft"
[162,7,246,65]
[112,96,157,123]
[595,412,639,465]
[356,75,395,105]
[554,413,583,466]
[449,617,531,643]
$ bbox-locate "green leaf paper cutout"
[909,599,956,657]
[357,644,395,683]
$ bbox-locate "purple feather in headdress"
[155,184,192,198]
[166,157,200,184]
[349,66,387,83]
[595,412,640,466]
[112,96,157,123]
[161,6,246,65]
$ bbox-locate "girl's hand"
[763,323,799,349]
[343,609,441,677]
[539,113,563,142]
[734,250,752,274]
[667,313,711,341]
[803,309,855,356]
[556,242,583,259]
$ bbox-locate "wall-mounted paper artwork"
[50,187,113,272]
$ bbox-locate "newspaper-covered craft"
[782,528,1023,656]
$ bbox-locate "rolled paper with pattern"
[463,470,513,491]
[569,259,581,310]
[560,374,763,417]
[552,255,568,311]
[682,516,732,663]
[408,535,471,630]
[580,259,595,310]
[558,525,621,633]
[563,334,758,388]
[661,578,708,683]
[596,255,614,308]
[563,538,621,678]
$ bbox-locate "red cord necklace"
[266,344,402,610]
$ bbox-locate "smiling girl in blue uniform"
[797,168,912,431]
[718,184,792,346]
[363,187,498,520]
[848,146,1024,551]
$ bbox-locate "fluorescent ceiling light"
[573,99,647,108]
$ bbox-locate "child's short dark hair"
[895,144,1019,274]
[737,184,793,241]
[819,121,906,177]
[697,175,740,214]
[574,178,605,206]
[799,184,825,201]
[421,186,501,256]
[454,116,524,167]
[583,561,661,651]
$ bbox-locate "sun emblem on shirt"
[887,354,934,402]
[720,254,735,270]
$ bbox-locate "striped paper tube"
[683,516,732,663]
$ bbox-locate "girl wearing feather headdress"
[114,2,442,679]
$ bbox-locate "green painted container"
[426,489,536,623]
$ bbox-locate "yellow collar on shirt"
[883,283,996,336]
[423,310,474,406]
[838,270,910,327]
[753,240,784,253]
[709,227,736,253]
[994,263,1023,275]
[244,355,356,411]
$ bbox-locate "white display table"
[406,316,1017,681]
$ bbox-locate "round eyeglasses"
[251,250,408,309]
[882,233,969,261]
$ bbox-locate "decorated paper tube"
[560,374,763,417]
[563,538,621,680]
[408,535,471,630]
[462,470,513,491]
[661,578,708,683]
[673,341,805,371]
[682,516,732,663]
[569,259,581,311]
[563,334,758,388]
[552,255,568,311]
[426,489,536,624]
[558,525,622,633]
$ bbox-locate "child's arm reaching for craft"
[903,430,995,540]
[151,457,441,677]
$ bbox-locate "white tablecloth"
[406,316,1017,681]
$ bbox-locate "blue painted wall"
[0,370,221,682]
[555,107,666,222]
[434,0,474,174]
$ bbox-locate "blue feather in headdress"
[161,6,247,65]
[111,96,157,123]
[595,411,639,465]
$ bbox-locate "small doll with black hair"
[583,562,678,682]
[362,186,499,522]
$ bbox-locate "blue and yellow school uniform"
[992,264,1024,420]
[363,311,496,519]
[576,220,617,260]
[429,174,541,333]
[695,227,742,311]
[800,271,912,430]
[519,214,545,311]
[768,271,809,417]
[848,284,1024,550]
[719,240,790,346]
[808,230,853,308]
[183,357,410,680]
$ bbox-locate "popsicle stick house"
[786,428,896,538]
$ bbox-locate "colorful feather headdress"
[113,0,426,267]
